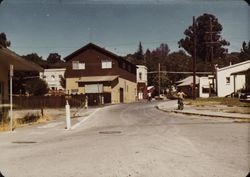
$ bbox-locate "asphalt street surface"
[0,101,249,177]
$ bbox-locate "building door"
[119,88,124,103]
[0,82,3,121]
[0,82,3,105]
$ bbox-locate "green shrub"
[25,78,49,96]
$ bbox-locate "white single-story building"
[199,76,215,98]
[216,60,250,97]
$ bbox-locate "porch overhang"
[0,47,43,72]
[75,75,119,83]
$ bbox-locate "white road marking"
[71,108,100,130]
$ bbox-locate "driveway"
[0,101,249,177]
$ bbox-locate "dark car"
[239,92,250,102]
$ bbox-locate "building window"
[139,72,142,80]
[71,89,79,94]
[226,77,230,84]
[122,62,126,69]
[51,75,55,80]
[202,87,210,93]
[102,60,112,69]
[128,65,131,72]
[72,61,85,70]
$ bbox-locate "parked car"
[239,91,250,102]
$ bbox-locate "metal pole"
[10,65,13,131]
[158,63,161,96]
[193,16,197,100]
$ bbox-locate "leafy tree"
[47,53,62,64]
[149,72,170,94]
[22,53,48,68]
[145,43,170,71]
[156,43,170,59]
[59,75,66,89]
[13,71,39,94]
[165,50,192,82]
[136,41,143,59]
[133,41,145,65]
[25,78,49,96]
[0,32,10,48]
[178,13,230,70]
[244,0,250,6]
[239,41,250,61]
[145,44,171,89]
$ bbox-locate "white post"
[101,96,104,105]
[10,65,13,132]
[84,96,88,109]
[65,100,71,130]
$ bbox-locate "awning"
[0,47,43,72]
[177,76,200,86]
[76,75,119,83]
[176,76,200,84]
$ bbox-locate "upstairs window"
[128,65,131,72]
[72,61,85,70]
[51,75,55,80]
[122,62,126,69]
[139,72,142,80]
[226,77,230,84]
[102,60,112,69]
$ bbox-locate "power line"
[148,71,212,74]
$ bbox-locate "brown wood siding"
[65,48,136,83]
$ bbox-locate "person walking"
[147,91,152,102]
[177,90,186,110]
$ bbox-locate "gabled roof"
[231,68,250,75]
[64,43,136,68]
[177,76,200,86]
[64,43,120,61]
[176,76,199,84]
[0,47,43,71]
[217,60,250,72]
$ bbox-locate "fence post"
[84,96,88,109]
[65,100,71,130]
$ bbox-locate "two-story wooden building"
[64,43,137,104]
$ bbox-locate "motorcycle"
[177,98,184,110]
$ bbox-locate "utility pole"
[192,16,197,100]
[10,65,13,131]
[209,17,215,92]
[158,63,161,96]
[205,17,217,95]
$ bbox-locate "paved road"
[0,101,249,177]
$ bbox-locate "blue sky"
[0,0,249,59]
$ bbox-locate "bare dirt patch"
[186,98,250,114]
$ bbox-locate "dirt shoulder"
[185,97,250,114]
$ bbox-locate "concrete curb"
[155,106,250,120]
